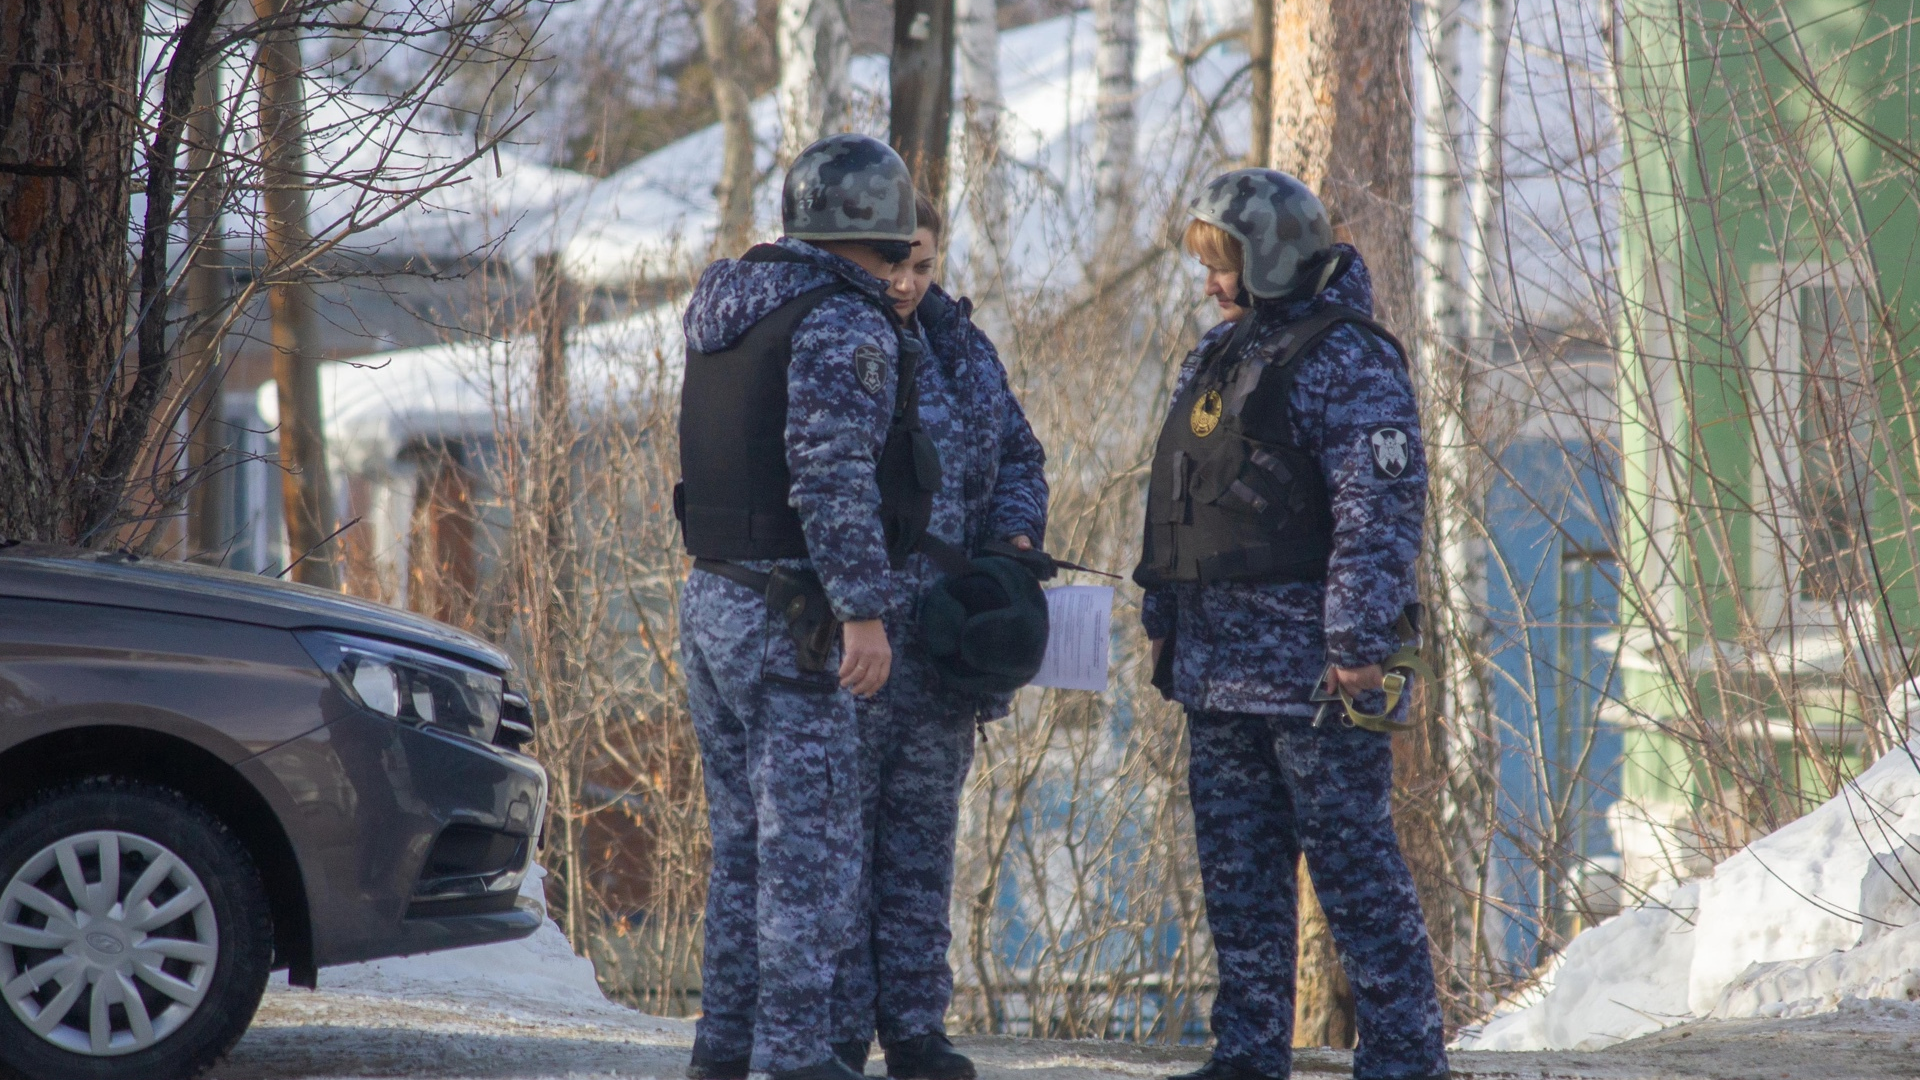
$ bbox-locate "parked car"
[0,542,547,1080]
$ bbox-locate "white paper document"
[1032,586,1114,692]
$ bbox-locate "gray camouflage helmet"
[782,134,917,243]
[1187,168,1334,300]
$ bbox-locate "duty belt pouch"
[766,566,838,673]
[1151,627,1176,700]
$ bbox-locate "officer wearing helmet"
[1136,169,1449,1080]
[677,133,932,1080]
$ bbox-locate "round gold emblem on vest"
[1190,389,1223,437]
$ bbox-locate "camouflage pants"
[833,643,978,1047]
[1185,709,1448,1080]
[683,570,864,1074]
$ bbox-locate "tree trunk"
[776,0,849,165]
[253,0,337,587]
[1270,0,1429,1041]
[534,252,576,658]
[701,0,757,257]
[0,0,143,543]
[1090,0,1136,263]
[1269,0,1413,326]
[185,57,228,557]
[891,0,955,204]
[1248,0,1272,167]
[1293,861,1356,1047]
[955,0,1007,320]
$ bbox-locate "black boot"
[835,1039,873,1075]
[686,1038,749,1080]
[771,1058,869,1080]
[1164,1059,1281,1080]
[884,1033,976,1080]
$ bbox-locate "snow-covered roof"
[560,1,1249,288]
[260,299,686,473]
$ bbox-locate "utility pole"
[253,0,337,587]
[1269,0,1421,1044]
[891,0,955,204]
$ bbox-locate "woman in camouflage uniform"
[1136,170,1450,1080]
[830,191,1048,1080]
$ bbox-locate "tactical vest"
[676,244,939,565]
[1133,303,1406,588]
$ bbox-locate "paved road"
[207,989,1920,1080]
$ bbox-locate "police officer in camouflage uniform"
[830,191,1049,1080]
[677,134,931,1080]
[1135,169,1450,1080]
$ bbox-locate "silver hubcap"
[0,830,218,1056]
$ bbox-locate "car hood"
[0,544,510,672]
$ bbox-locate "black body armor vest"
[1133,303,1405,588]
[677,245,939,564]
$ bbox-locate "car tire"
[0,778,273,1080]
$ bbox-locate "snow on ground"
[266,867,643,1024]
[1463,739,1920,1051]
[221,870,1920,1079]
[215,994,1920,1079]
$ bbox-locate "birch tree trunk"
[777,0,850,165]
[701,0,757,256]
[0,0,142,543]
[955,0,1007,320]
[1090,0,1136,265]
[1269,0,1437,1042]
[253,0,337,587]
[891,0,955,204]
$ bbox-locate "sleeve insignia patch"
[853,343,888,397]
[1368,426,1410,479]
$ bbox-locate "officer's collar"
[774,236,897,305]
[915,284,957,331]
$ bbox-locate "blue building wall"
[1481,433,1622,972]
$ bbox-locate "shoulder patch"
[1368,426,1411,479]
[852,343,888,397]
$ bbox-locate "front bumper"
[242,698,550,968]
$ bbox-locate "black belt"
[693,558,772,593]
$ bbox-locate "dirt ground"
[208,988,1920,1080]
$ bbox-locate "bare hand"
[1009,535,1033,551]
[839,619,892,696]
[1324,663,1384,697]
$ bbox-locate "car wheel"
[0,778,273,1080]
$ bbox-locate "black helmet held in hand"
[920,555,1050,694]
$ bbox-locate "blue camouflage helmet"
[783,134,917,243]
[1188,168,1334,300]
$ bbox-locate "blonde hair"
[1182,218,1242,272]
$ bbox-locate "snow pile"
[1464,740,1920,1051]
[277,866,622,1018]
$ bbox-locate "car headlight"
[297,630,503,745]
